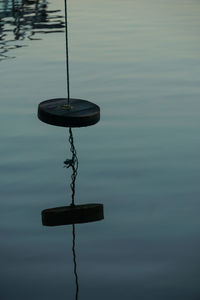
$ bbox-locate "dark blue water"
[1,0,200,299]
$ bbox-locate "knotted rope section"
[64,127,79,206]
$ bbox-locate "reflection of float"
[38,0,104,226]
[42,204,104,226]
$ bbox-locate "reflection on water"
[41,127,104,226]
[1,0,200,298]
[0,0,64,60]
[72,224,79,300]
[41,128,104,299]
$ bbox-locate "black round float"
[38,98,100,128]
[42,203,104,226]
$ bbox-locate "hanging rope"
[72,224,79,300]
[64,0,70,104]
[64,127,79,206]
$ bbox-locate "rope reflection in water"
[72,224,79,300]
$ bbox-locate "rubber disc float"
[42,203,104,226]
[38,98,100,128]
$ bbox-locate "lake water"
[1,0,200,299]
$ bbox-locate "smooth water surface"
[1,0,200,299]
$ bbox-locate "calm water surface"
[1,0,200,299]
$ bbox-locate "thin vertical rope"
[72,224,79,300]
[64,0,70,104]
